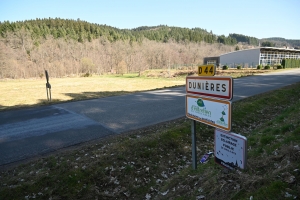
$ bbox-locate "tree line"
[229,33,259,46]
[260,37,300,48]
[1,18,263,79]
[0,18,260,45]
[0,33,235,79]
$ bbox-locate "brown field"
[0,74,185,111]
[0,68,278,111]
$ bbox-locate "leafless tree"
[0,35,236,79]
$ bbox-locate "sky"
[0,0,299,39]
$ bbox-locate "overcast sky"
[0,0,299,39]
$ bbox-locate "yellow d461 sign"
[198,65,215,76]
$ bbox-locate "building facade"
[203,56,220,66]
[258,47,300,66]
[204,47,300,68]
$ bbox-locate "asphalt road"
[1,69,300,166]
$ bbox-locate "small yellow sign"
[198,65,215,76]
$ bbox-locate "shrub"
[276,65,282,69]
[82,72,92,77]
[264,65,271,70]
[237,65,242,70]
[257,65,262,69]
[222,65,229,70]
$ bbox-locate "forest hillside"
[261,37,300,48]
[0,18,293,79]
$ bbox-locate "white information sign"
[186,76,233,100]
[214,129,247,170]
[186,95,231,131]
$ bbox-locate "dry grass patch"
[0,68,285,111]
[0,74,185,111]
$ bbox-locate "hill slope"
[0,18,238,79]
[0,19,238,44]
[261,37,300,48]
[1,18,298,79]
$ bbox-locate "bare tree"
[0,33,236,79]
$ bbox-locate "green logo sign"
[217,105,228,126]
[197,98,205,107]
[191,98,211,117]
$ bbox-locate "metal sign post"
[186,65,234,170]
[45,70,51,101]
[191,120,197,169]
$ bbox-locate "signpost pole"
[46,87,49,101]
[45,70,51,101]
[191,119,197,170]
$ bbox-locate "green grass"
[252,181,288,199]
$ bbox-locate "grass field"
[0,68,276,111]
[0,68,299,199]
[0,74,185,111]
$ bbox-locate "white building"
[205,47,300,68]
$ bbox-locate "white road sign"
[214,129,247,170]
[186,76,233,100]
[186,95,231,131]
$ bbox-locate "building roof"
[220,47,300,57]
[260,47,300,53]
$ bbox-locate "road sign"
[186,95,231,131]
[186,76,233,100]
[198,65,215,76]
[214,129,247,170]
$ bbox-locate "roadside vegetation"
[0,69,299,199]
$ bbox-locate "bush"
[264,65,271,70]
[237,65,242,70]
[257,65,262,69]
[82,72,92,77]
[276,65,282,69]
[222,65,229,70]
